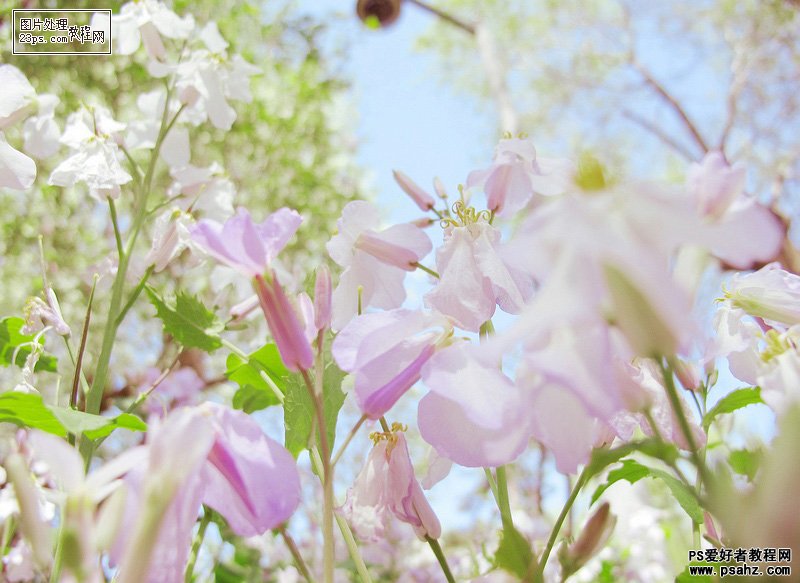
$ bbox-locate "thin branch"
[632,61,710,155]
[406,0,475,35]
[621,109,696,161]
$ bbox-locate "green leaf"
[0,317,57,372]
[0,391,67,436]
[703,387,762,430]
[49,407,147,440]
[227,344,288,413]
[586,439,679,477]
[283,363,346,458]
[494,523,535,579]
[0,392,146,440]
[146,287,223,352]
[728,448,761,481]
[592,460,703,524]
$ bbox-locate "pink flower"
[466,137,573,216]
[332,309,451,419]
[341,428,441,542]
[191,206,302,278]
[418,342,533,467]
[327,201,432,330]
[135,366,205,415]
[314,265,333,333]
[425,218,533,332]
[113,403,300,583]
[687,151,746,219]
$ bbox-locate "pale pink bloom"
[466,137,574,215]
[113,404,300,583]
[114,0,195,60]
[0,133,36,190]
[687,151,746,219]
[22,289,70,336]
[0,65,36,129]
[393,170,435,211]
[144,208,195,272]
[332,309,451,419]
[418,342,533,467]
[341,431,441,542]
[327,201,432,330]
[725,263,800,327]
[169,162,235,218]
[296,292,317,346]
[22,94,61,159]
[255,272,315,372]
[425,220,533,332]
[191,207,302,278]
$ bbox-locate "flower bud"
[255,272,314,372]
[393,169,435,211]
[559,502,616,578]
[674,359,701,391]
[314,265,332,333]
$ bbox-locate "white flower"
[168,162,235,218]
[22,94,61,159]
[144,208,196,272]
[114,0,195,60]
[0,65,36,129]
[0,133,36,190]
[49,107,131,201]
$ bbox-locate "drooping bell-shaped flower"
[332,309,451,419]
[418,342,533,467]
[327,201,432,330]
[341,426,441,542]
[191,206,302,278]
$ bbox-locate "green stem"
[411,262,440,279]
[279,527,315,583]
[483,468,499,504]
[309,447,372,583]
[495,466,513,529]
[425,537,456,583]
[184,509,212,583]
[332,414,368,468]
[108,198,124,259]
[115,267,153,327]
[658,359,709,486]
[49,510,65,583]
[533,466,590,582]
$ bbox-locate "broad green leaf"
[728,448,761,481]
[283,363,346,458]
[494,523,535,579]
[227,344,288,413]
[146,287,223,352]
[703,387,762,430]
[0,392,146,440]
[0,391,66,436]
[592,459,703,524]
[0,317,57,372]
